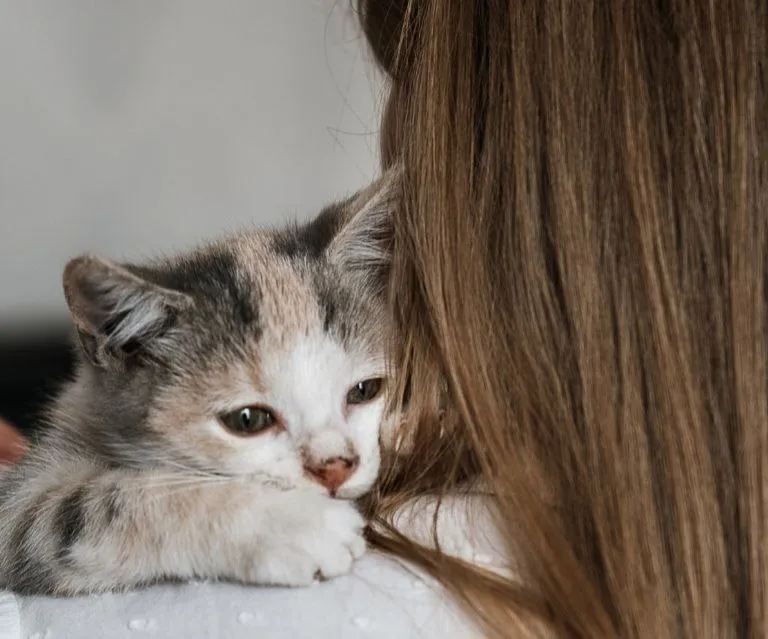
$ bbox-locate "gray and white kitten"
[0,174,397,596]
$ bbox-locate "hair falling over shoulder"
[355,1,768,637]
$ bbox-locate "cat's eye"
[218,406,276,436]
[346,378,384,405]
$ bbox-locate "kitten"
[0,173,397,596]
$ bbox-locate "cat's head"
[59,174,397,500]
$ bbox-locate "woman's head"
[358,1,767,637]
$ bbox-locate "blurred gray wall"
[0,0,383,331]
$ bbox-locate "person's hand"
[0,417,27,463]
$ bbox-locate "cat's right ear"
[326,165,400,290]
[62,255,192,369]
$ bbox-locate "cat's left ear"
[62,255,192,369]
[326,166,400,285]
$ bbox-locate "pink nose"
[304,457,359,495]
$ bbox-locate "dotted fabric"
[7,556,481,639]
[0,591,20,639]
[4,496,503,638]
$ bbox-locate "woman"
[358,0,767,638]
[2,1,764,636]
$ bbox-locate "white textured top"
[1,496,507,639]
[0,592,21,639]
[1,556,478,639]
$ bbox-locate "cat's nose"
[304,456,359,496]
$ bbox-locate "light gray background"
[0,0,383,332]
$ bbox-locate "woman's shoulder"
[7,553,479,639]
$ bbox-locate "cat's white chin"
[336,455,380,500]
[300,479,370,501]
[333,484,369,500]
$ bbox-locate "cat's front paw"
[245,495,366,587]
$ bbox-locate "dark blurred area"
[0,329,74,436]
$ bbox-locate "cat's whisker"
[161,458,229,480]
[153,483,240,500]
[129,475,234,494]
[139,478,223,489]
[142,474,230,486]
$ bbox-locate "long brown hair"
[356,1,768,637]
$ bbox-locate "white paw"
[245,494,366,587]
